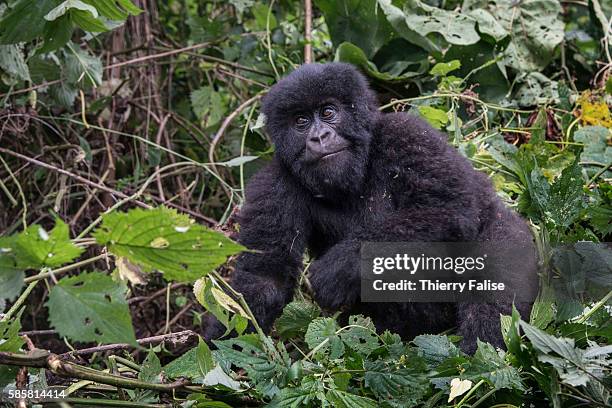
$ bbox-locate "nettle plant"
[1,202,610,407]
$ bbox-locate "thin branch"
[304,0,313,63]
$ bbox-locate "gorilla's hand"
[308,240,361,311]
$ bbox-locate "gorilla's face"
[262,63,378,200]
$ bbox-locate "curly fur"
[204,63,538,353]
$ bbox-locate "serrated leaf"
[339,315,379,356]
[15,219,83,269]
[268,376,324,407]
[325,390,377,408]
[364,358,429,401]
[93,207,244,282]
[191,86,225,127]
[66,45,103,87]
[413,334,461,365]
[139,350,162,383]
[213,334,288,398]
[467,340,525,390]
[275,301,320,339]
[46,272,136,344]
[305,317,344,359]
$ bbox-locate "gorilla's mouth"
[319,148,348,160]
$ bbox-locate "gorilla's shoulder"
[244,158,300,200]
[375,112,446,146]
[372,112,450,162]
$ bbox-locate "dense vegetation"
[0,0,610,407]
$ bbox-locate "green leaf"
[0,0,57,44]
[413,334,461,365]
[275,301,320,339]
[15,218,83,269]
[268,376,325,407]
[546,160,586,228]
[339,315,379,356]
[66,45,103,87]
[191,86,225,128]
[196,337,215,377]
[70,8,109,32]
[468,9,508,42]
[39,15,74,52]
[430,60,461,76]
[213,334,288,398]
[417,106,448,129]
[404,0,480,46]
[305,317,344,359]
[464,0,564,71]
[0,236,24,306]
[93,207,244,282]
[364,358,429,401]
[164,347,202,380]
[467,340,525,390]
[573,126,612,178]
[315,0,395,58]
[46,272,136,344]
[45,0,98,21]
[0,44,31,81]
[335,42,428,82]
[325,390,377,408]
[0,309,25,387]
[530,284,556,329]
[139,350,162,383]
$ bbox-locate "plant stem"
[23,254,106,284]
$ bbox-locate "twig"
[60,330,198,357]
[304,0,313,63]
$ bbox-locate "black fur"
[204,63,538,353]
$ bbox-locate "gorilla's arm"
[204,162,310,339]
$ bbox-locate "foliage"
[0,0,610,406]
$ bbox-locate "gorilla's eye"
[321,105,336,119]
[295,116,309,128]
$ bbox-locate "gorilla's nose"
[310,129,332,145]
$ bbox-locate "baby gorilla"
[205,63,538,353]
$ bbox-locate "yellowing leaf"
[150,237,170,248]
[211,287,249,319]
[576,90,612,127]
[115,257,147,285]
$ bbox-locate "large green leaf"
[325,390,377,408]
[305,317,345,359]
[402,0,480,46]
[573,126,612,178]
[213,334,289,398]
[463,0,564,71]
[14,218,83,269]
[0,44,31,81]
[0,0,58,44]
[275,301,320,339]
[413,334,461,366]
[93,207,244,282]
[364,358,429,401]
[315,0,395,58]
[466,340,525,390]
[339,315,379,356]
[46,272,136,344]
[335,42,427,82]
[66,45,103,87]
[191,86,225,128]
